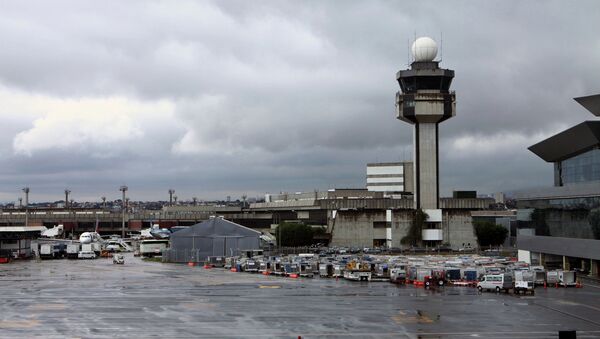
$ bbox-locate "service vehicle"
[113,253,125,264]
[514,280,535,295]
[477,273,513,293]
[78,250,96,259]
[66,243,81,259]
[139,239,168,257]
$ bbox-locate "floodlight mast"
[22,187,30,227]
[119,185,128,238]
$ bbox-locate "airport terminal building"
[516,95,600,277]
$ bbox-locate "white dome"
[411,37,438,62]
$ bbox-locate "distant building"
[516,94,600,277]
[366,162,413,197]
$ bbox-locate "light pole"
[22,187,29,227]
[120,185,128,238]
[168,189,175,206]
[101,196,106,209]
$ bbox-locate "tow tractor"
[424,271,446,287]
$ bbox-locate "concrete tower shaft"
[396,59,456,210]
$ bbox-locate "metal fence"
[163,248,247,263]
[264,246,312,256]
[162,249,204,263]
[163,246,316,263]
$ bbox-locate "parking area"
[1,255,600,338]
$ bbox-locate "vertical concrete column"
[415,122,438,210]
[539,252,545,266]
[591,259,598,277]
[563,256,570,271]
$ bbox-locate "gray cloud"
[0,0,598,202]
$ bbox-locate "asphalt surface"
[1,254,600,338]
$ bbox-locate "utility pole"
[120,185,128,238]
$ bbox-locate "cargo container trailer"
[66,243,81,259]
[558,270,576,287]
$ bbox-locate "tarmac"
[1,254,600,338]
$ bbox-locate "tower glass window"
[560,148,600,185]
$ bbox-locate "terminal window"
[560,148,600,185]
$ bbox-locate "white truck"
[39,244,59,259]
[559,270,577,287]
[81,243,102,255]
[477,273,513,293]
[139,239,168,257]
[66,243,81,259]
[514,280,535,295]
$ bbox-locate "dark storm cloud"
[0,0,598,201]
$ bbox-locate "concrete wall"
[443,210,478,249]
[330,210,386,247]
[330,209,476,249]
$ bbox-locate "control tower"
[396,37,455,210]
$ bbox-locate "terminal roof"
[529,121,600,162]
[574,94,600,116]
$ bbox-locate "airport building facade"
[366,162,414,197]
[516,95,600,277]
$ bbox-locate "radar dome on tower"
[411,37,438,62]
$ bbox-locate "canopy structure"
[528,121,600,162]
[168,217,260,262]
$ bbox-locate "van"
[78,251,96,259]
[477,273,513,293]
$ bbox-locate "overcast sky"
[0,1,599,203]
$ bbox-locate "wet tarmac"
[1,254,600,338]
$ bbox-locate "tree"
[474,221,508,247]
[588,208,600,240]
[401,209,428,246]
[274,222,315,247]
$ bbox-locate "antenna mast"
[440,31,443,62]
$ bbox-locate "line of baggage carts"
[201,253,580,289]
